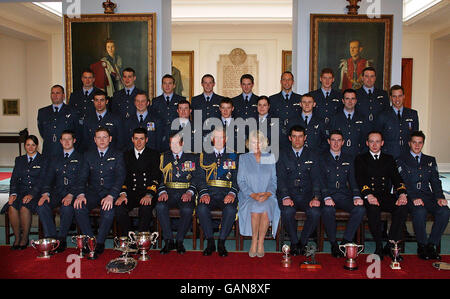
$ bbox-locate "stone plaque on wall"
[217,48,258,98]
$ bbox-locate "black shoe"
[417,243,429,260]
[426,243,441,260]
[383,243,403,262]
[95,243,105,255]
[176,241,186,254]
[10,242,20,250]
[331,242,344,258]
[217,239,228,257]
[54,240,67,254]
[203,238,216,256]
[160,239,175,255]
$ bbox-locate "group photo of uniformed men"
[3,65,449,265]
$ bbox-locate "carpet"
[1,245,449,279]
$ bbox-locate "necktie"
[139,114,144,124]
[138,152,141,159]
[206,96,210,102]
[285,94,289,101]
[347,113,351,121]
[98,114,103,122]
[397,110,401,121]
[296,151,300,159]
[64,153,69,159]
[305,115,309,125]
[245,95,249,103]
[100,152,104,159]
[415,155,420,165]
[85,90,89,97]
[166,96,170,106]
[368,89,373,98]
[175,154,179,162]
[28,157,33,164]
[374,154,378,160]
[216,152,222,159]
[127,90,130,96]
[54,106,59,114]
[326,91,329,99]
[335,155,339,161]
[223,120,227,126]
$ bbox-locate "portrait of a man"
[339,40,373,90]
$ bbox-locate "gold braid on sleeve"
[199,152,217,182]
[159,153,173,184]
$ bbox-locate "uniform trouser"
[196,194,237,240]
[155,190,194,242]
[280,195,321,246]
[408,197,450,246]
[36,199,74,240]
[365,194,408,245]
[115,204,154,236]
[321,193,366,243]
[74,192,115,244]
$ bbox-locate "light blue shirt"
[410,151,422,163]
[292,146,304,158]
[343,108,355,120]
[243,92,253,100]
[363,86,375,94]
[203,92,214,101]
[330,150,341,160]
[321,88,332,98]
[96,110,107,119]
[83,87,94,95]
[281,90,292,100]
[64,148,75,157]
[302,112,313,123]
[393,106,404,117]
[52,103,63,112]
[98,147,109,157]
[137,110,148,120]
[27,153,37,161]
[125,86,135,95]
[163,93,173,101]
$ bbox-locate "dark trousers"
[364,194,408,245]
[115,204,154,236]
[155,190,194,242]
[196,195,237,240]
[408,197,450,246]
[321,193,366,243]
[36,198,74,240]
[74,192,115,244]
[279,195,321,246]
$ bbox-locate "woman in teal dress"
[237,130,280,257]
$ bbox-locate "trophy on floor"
[31,238,60,259]
[113,235,137,257]
[389,240,402,270]
[87,236,97,260]
[281,244,292,268]
[129,231,159,261]
[339,243,364,271]
[300,244,322,269]
[71,235,88,258]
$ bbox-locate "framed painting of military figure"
[309,14,392,92]
[171,51,194,101]
[64,13,156,99]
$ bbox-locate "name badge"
[107,157,116,161]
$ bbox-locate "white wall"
[293,0,403,93]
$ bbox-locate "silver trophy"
[389,240,402,270]
[31,238,60,259]
[87,236,97,260]
[71,235,88,258]
[129,231,159,261]
[281,244,292,268]
[300,244,322,269]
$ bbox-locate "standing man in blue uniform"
[111,67,143,120]
[276,125,322,255]
[309,68,343,127]
[150,74,186,151]
[377,85,419,159]
[191,74,223,126]
[269,71,302,151]
[355,67,389,129]
[319,130,365,257]
[157,133,207,255]
[36,130,83,253]
[232,74,259,120]
[198,128,239,257]
[74,127,126,259]
[82,90,124,152]
[37,85,81,157]
[397,131,449,260]
[329,88,369,158]
[124,91,164,152]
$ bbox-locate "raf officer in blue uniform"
[111,67,144,120]
[150,74,186,151]
[256,96,277,148]
[191,74,223,127]
[377,85,419,159]
[269,71,302,151]
[198,128,239,257]
[276,125,322,255]
[82,90,124,152]
[74,127,126,259]
[397,131,449,260]
[167,100,197,153]
[4,135,47,250]
[290,94,328,154]
[68,68,102,123]
[319,130,365,257]
[309,68,343,126]
[355,67,389,128]
[37,85,81,157]
[36,130,83,253]
[124,91,164,152]
[232,74,259,120]
[329,88,370,158]
[157,132,207,255]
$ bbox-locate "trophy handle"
[128,231,136,242]
[30,240,37,249]
[357,245,364,255]
[338,245,346,255]
[113,236,119,248]
[53,240,60,251]
[150,232,159,245]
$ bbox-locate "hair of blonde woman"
[246,130,269,152]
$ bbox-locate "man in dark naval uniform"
[115,128,161,237]
[355,131,408,260]
[198,128,239,257]
[74,127,126,259]
[397,131,449,260]
[156,133,207,255]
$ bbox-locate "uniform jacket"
[355,87,389,127]
[124,112,165,152]
[232,93,259,120]
[82,110,125,152]
[310,88,343,126]
[9,153,47,199]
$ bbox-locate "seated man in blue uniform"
[397,131,449,260]
[37,130,83,253]
[74,127,126,259]
[319,130,365,257]
[198,128,239,257]
[276,125,322,255]
[156,133,207,254]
